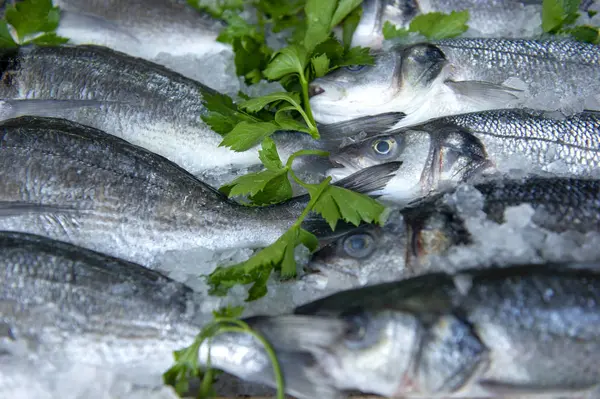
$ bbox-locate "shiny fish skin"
[0,116,303,269]
[308,177,600,284]
[309,38,600,126]
[327,109,600,204]
[0,231,199,379]
[290,264,600,398]
[0,45,315,185]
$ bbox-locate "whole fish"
[309,176,600,284]
[309,38,600,126]
[351,0,599,49]
[0,116,395,270]
[0,231,200,390]
[328,109,600,204]
[0,45,324,187]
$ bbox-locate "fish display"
[309,38,600,126]
[350,0,598,49]
[309,176,600,283]
[327,109,600,203]
[0,45,326,186]
[0,231,200,389]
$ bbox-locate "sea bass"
[0,45,322,187]
[0,116,396,271]
[309,176,600,284]
[351,0,599,49]
[0,231,200,395]
[328,109,600,203]
[309,38,600,126]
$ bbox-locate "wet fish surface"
[288,264,600,398]
[0,116,304,269]
[308,176,600,284]
[327,109,600,203]
[309,38,600,126]
[0,231,200,388]
[0,45,321,186]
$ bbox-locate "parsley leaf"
[2,0,68,46]
[263,45,308,80]
[303,0,338,51]
[240,91,303,113]
[0,21,17,48]
[186,0,244,18]
[409,10,469,40]
[311,53,330,78]
[567,24,600,44]
[201,91,256,135]
[542,0,581,33]
[219,121,280,151]
[330,0,363,28]
[259,137,285,171]
[382,20,410,40]
[342,5,363,50]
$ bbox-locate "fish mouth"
[308,84,325,97]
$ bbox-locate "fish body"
[0,231,200,394]
[0,45,318,186]
[328,109,600,204]
[351,0,550,49]
[309,38,600,126]
[290,264,600,398]
[0,116,303,269]
[309,176,600,284]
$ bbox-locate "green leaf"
[303,0,337,51]
[258,137,284,171]
[249,171,293,205]
[263,45,308,80]
[0,21,17,48]
[337,46,374,67]
[187,0,244,18]
[408,10,470,40]
[25,32,69,45]
[274,108,311,133]
[308,185,386,230]
[542,0,581,33]
[220,121,279,151]
[212,305,245,319]
[298,228,319,252]
[342,6,363,50]
[201,91,256,135]
[220,169,286,198]
[313,36,345,63]
[240,91,302,113]
[330,0,363,28]
[567,25,600,44]
[382,20,410,40]
[217,11,261,44]
[311,53,330,78]
[5,0,62,42]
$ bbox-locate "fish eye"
[372,137,396,156]
[342,233,375,258]
[341,310,370,348]
[345,64,365,72]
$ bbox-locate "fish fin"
[59,10,140,43]
[445,80,522,103]
[0,202,76,217]
[478,380,600,397]
[317,112,407,140]
[333,161,402,194]
[0,99,108,120]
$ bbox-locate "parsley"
[383,10,470,40]
[1,0,69,47]
[542,0,600,44]
[186,0,244,19]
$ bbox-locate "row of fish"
[2,0,600,398]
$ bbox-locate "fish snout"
[309,84,325,97]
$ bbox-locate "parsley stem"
[299,74,318,136]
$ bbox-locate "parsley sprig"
[542,0,600,44]
[0,0,69,47]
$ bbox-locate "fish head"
[352,0,420,49]
[309,43,448,124]
[328,125,492,204]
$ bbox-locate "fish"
[0,116,399,270]
[308,176,600,284]
[309,38,600,126]
[351,0,598,49]
[0,44,326,187]
[285,264,600,398]
[0,230,201,390]
[327,109,600,204]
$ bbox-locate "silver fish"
[286,264,600,398]
[0,231,200,392]
[308,176,600,284]
[328,109,600,204]
[351,0,598,49]
[0,45,323,187]
[309,38,600,126]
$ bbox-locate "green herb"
[186,0,244,19]
[382,10,470,40]
[209,149,385,301]
[542,0,600,44]
[164,310,285,399]
[1,0,69,47]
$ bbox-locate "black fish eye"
[342,233,374,258]
[345,64,365,72]
[341,310,370,346]
[372,138,395,155]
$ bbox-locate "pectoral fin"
[445,80,523,104]
[0,202,76,218]
[333,161,402,194]
[0,99,110,121]
[478,379,600,397]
